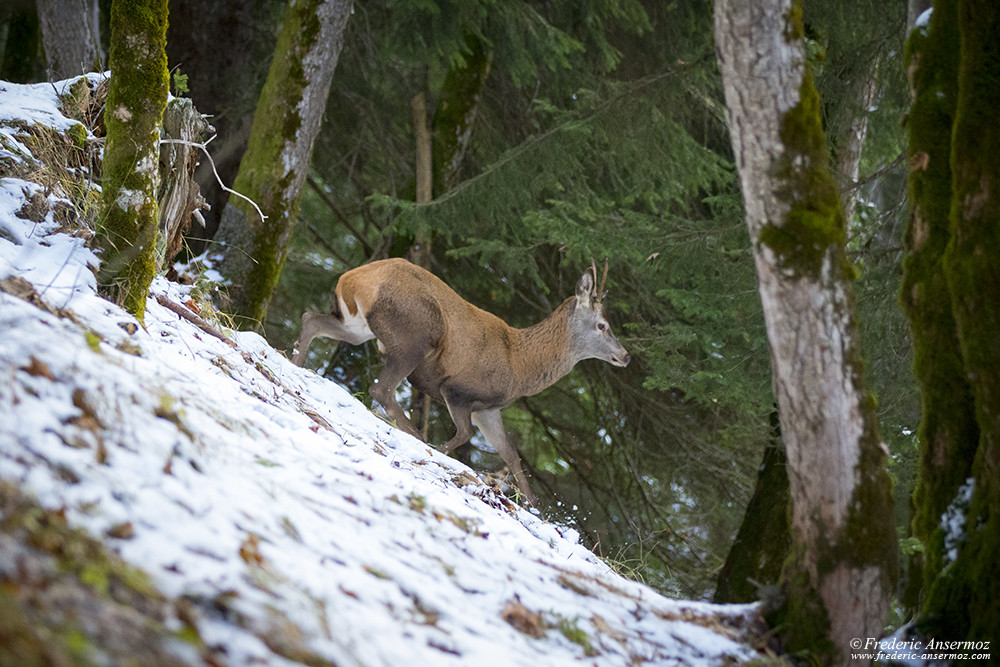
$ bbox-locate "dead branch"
[153,293,237,348]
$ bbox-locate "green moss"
[555,616,598,657]
[96,0,169,322]
[714,433,791,604]
[782,3,805,43]
[432,36,493,193]
[766,561,835,663]
[897,0,981,620]
[84,330,102,351]
[760,67,848,281]
[66,122,88,149]
[0,482,190,665]
[915,0,1000,644]
[0,8,44,84]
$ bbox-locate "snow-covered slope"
[0,76,767,666]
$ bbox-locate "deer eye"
[597,322,607,332]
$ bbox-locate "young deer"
[292,258,630,505]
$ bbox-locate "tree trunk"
[714,411,790,604]
[832,60,879,227]
[905,0,1000,643]
[36,0,102,80]
[96,0,169,323]
[165,0,282,247]
[212,0,353,329]
[408,88,434,270]
[1,3,45,84]
[409,87,434,439]
[407,42,492,440]
[431,36,493,195]
[157,97,211,271]
[713,0,897,662]
[899,0,978,617]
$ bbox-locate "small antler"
[589,258,610,305]
[598,258,609,303]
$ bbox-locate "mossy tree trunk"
[407,36,493,270]
[898,0,978,616]
[431,36,493,197]
[212,0,353,329]
[714,0,897,662]
[714,411,790,604]
[0,5,45,83]
[408,86,434,270]
[903,0,1000,643]
[96,0,169,323]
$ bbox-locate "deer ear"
[576,269,595,308]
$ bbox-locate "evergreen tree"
[263,0,914,597]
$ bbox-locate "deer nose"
[619,352,631,366]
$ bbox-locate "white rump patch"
[339,294,375,345]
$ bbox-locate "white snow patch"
[115,187,149,211]
[941,477,974,563]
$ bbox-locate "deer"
[291,257,630,506]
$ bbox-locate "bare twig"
[159,137,267,224]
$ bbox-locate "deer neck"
[509,297,577,397]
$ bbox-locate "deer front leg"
[441,400,476,455]
[473,409,538,507]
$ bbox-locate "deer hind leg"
[292,311,330,366]
[473,409,538,506]
[292,299,373,366]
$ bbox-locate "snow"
[915,8,933,29]
[941,477,974,564]
[0,76,764,665]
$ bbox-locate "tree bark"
[407,43,492,440]
[212,0,353,329]
[431,36,493,195]
[96,0,169,323]
[1,3,45,84]
[832,60,879,227]
[899,0,978,617]
[714,0,897,662]
[165,0,281,246]
[36,0,102,80]
[157,97,211,270]
[408,88,434,270]
[904,0,1000,643]
[714,411,790,604]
